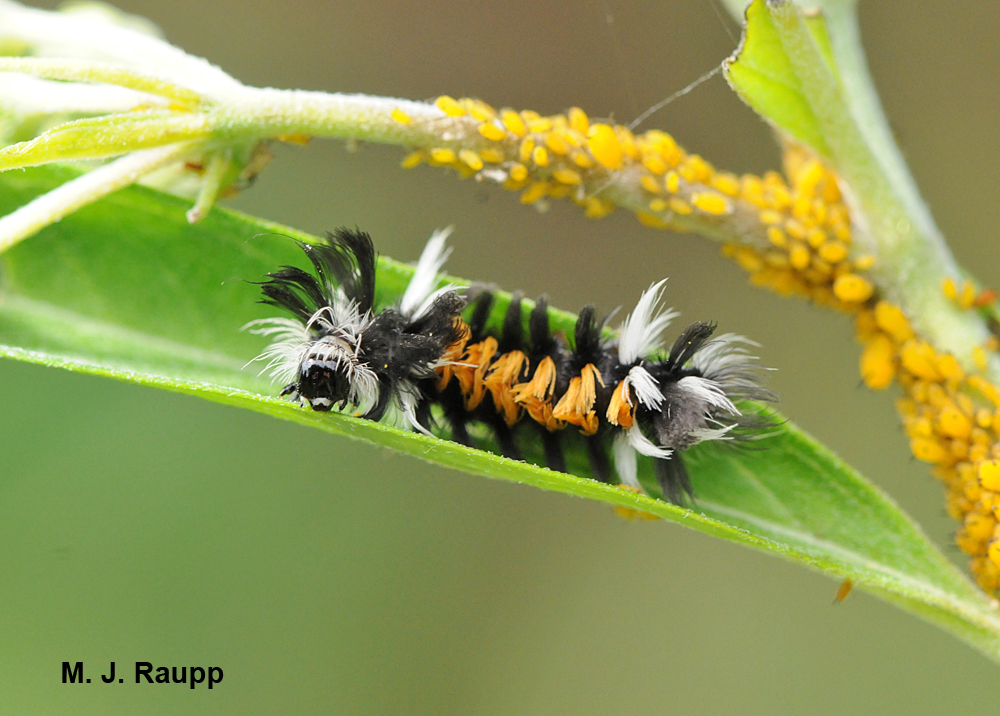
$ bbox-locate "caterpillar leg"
[655,453,694,505]
[540,428,566,473]
[586,434,612,483]
[448,413,473,447]
[493,420,522,461]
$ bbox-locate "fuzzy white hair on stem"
[399,226,456,320]
[617,279,679,364]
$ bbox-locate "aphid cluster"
[247,228,775,504]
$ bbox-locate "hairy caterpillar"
[247,228,775,503]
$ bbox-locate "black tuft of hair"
[666,321,717,371]
[529,297,555,353]
[499,292,524,354]
[312,228,377,313]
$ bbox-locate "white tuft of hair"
[676,375,739,415]
[400,226,456,320]
[613,432,642,490]
[622,365,664,410]
[617,279,679,364]
[243,317,311,385]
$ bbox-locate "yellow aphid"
[789,243,810,271]
[759,210,783,225]
[519,136,535,164]
[641,174,663,194]
[500,110,527,137]
[635,211,669,229]
[665,170,680,194]
[874,301,914,342]
[478,122,507,142]
[480,148,505,164]
[509,163,528,182]
[896,397,918,417]
[809,223,829,249]
[819,240,847,263]
[942,277,958,301]
[834,579,855,604]
[741,175,766,202]
[906,416,933,439]
[587,124,623,170]
[980,461,1000,491]
[973,346,989,371]
[989,540,1000,570]
[960,280,977,309]
[691,192,730,216]
[391,108,413,125]
[467,100,496,122]
[832,273,874,303]
[811,200,828,227]
[965,511,997,542]
[853,254,876,271]
[669,197,693,215]
[615,126,639,159]
[792,196,811,220]
[784,219,807,240]
[549,184,572,199]
[679,155,712,183]
[520,181,550,204]
[429,148,457,164]
[648,198,667,212]
[435,95,466,117]
[458,149,483,171]
[643,153,667,175]
[911,437,948,464]
[570,150,594,169]
[937,353,963,381]
[767,227,787,248]
[855,309,879,340]
[833,222,853,243]
[546,132,571,155]
[938,404,972,439]
[568,107,589,134]
[527,117,552,133]
[552,168,582,185]
[583,197,615,219]
[532,146,549,167]
[712,173,741,197]
[731,247,764,272]
[860,334,896,390]
[900,340,943,381]
[400,151,425,169]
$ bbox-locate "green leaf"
[0,57,205,108]
[0,111,208,169]
[724,0,833,155]
[2,164,1000,661]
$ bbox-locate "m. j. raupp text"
[62,661,224,689]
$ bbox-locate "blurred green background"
[2,0,999,712]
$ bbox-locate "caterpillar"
[246,227,775,504]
